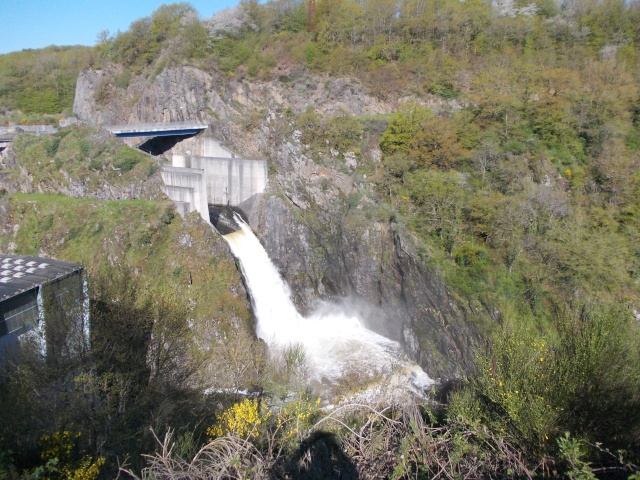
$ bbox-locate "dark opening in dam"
[208,205,248,235]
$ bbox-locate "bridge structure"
[104,121,208,138]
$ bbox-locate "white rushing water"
[223,216,434,399]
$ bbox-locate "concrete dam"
[161,137,267,220]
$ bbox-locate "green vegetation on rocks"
[0,192,258,476]
[8,126,159,195]
[0,192,251,332]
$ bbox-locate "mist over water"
[223,217,433,397]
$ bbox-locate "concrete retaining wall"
[161,141,268,218]
[171,137,235,158]
[161,167,209,220]
[184,156,267,206]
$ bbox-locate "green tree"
[182,20,210,58]
[379,104,433,155]
[408,116,468,169]
[527,67,584,162]
[405,169,465,252]
[15,87,60,114]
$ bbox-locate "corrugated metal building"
[0,255,87,363]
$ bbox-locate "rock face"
[0,128,166,202]
[73,64,482,381]
[74,65,400,127]
[73,65,125,126]
[127,67,218,124]
[243,142,479,380]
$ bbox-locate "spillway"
[223,216,434,400]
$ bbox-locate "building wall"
[41,273,88,363]
[0,271,87,365]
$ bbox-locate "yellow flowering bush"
[39,431,105,480]
[453,306,640,456]
[65,457,106,480]
[207,398,271,439]
[40,431,79,462]
[276,393,321,440]
[474,329,557,450]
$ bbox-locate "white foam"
[223,217,434,396]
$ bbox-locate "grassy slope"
[8,126,160,194]
[0,192,250,331]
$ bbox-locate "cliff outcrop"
[1,127,166,201]
[75,66,386,125]
[244,140,479,379]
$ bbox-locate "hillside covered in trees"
[1,0,640,478]
[0,46,93,121]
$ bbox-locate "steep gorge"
[72,64,482,381]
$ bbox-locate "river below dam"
[223,216,433,401]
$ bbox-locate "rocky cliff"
[244,140,480,379]
[73,64,482,380]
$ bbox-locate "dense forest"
[2,0,640,478]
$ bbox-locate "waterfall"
[223,216,434,399]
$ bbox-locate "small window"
[2,300,38,336]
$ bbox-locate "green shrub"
[44,136,61,157]
[452,243,487,267]
[453,304,640,458]
[88,158,102,171]
[325,116,363,152]
[427,82,459,99]
[304,42,324,69]
[15,87,61,114]
[137,231,152,246]
[113,70,131,89]
[113,147,142,172]
[380,104,433,155]
[557,432,597,480]
[212,37,252,73]
[78,137,91,157]
[160,206,175,225]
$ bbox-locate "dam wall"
[161,139,267,219]
[173,155,268,207]
[169,136,236,159]
[161,166,209,220]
